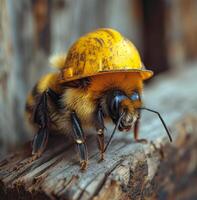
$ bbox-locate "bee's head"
[101,89,172,154]
[105,90,141,132]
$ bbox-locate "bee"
[25,28,172,170]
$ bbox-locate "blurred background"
[0,0,197,154]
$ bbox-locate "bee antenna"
[104,112,125,153]
[139,107,172,142]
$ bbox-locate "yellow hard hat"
[60,28,153,82]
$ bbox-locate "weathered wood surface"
[0,67,197,200]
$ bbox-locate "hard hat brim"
[95,69,153,80]
[60,68,153,83]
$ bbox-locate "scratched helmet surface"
[60,28,153,82]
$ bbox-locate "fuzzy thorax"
[62,89,95,125]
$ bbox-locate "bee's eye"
[130,91,140,101]
[111,95,125,114]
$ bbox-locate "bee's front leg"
[70,111,88,170]
[95,106,105,161]
[134,111,147,144]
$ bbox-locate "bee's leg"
[134,111,147,144]
[95,107,105,161]
[134,114,140,141]
[32,88,61,156]
[32,91,49,156]
[70,111,88,170]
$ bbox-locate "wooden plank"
[0,66,197,200]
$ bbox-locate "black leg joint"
[70,111,88,169]
[94,106,105,131]
[70,111,85,142]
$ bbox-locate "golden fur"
[49,53,67,70]
[37,72,62,93]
